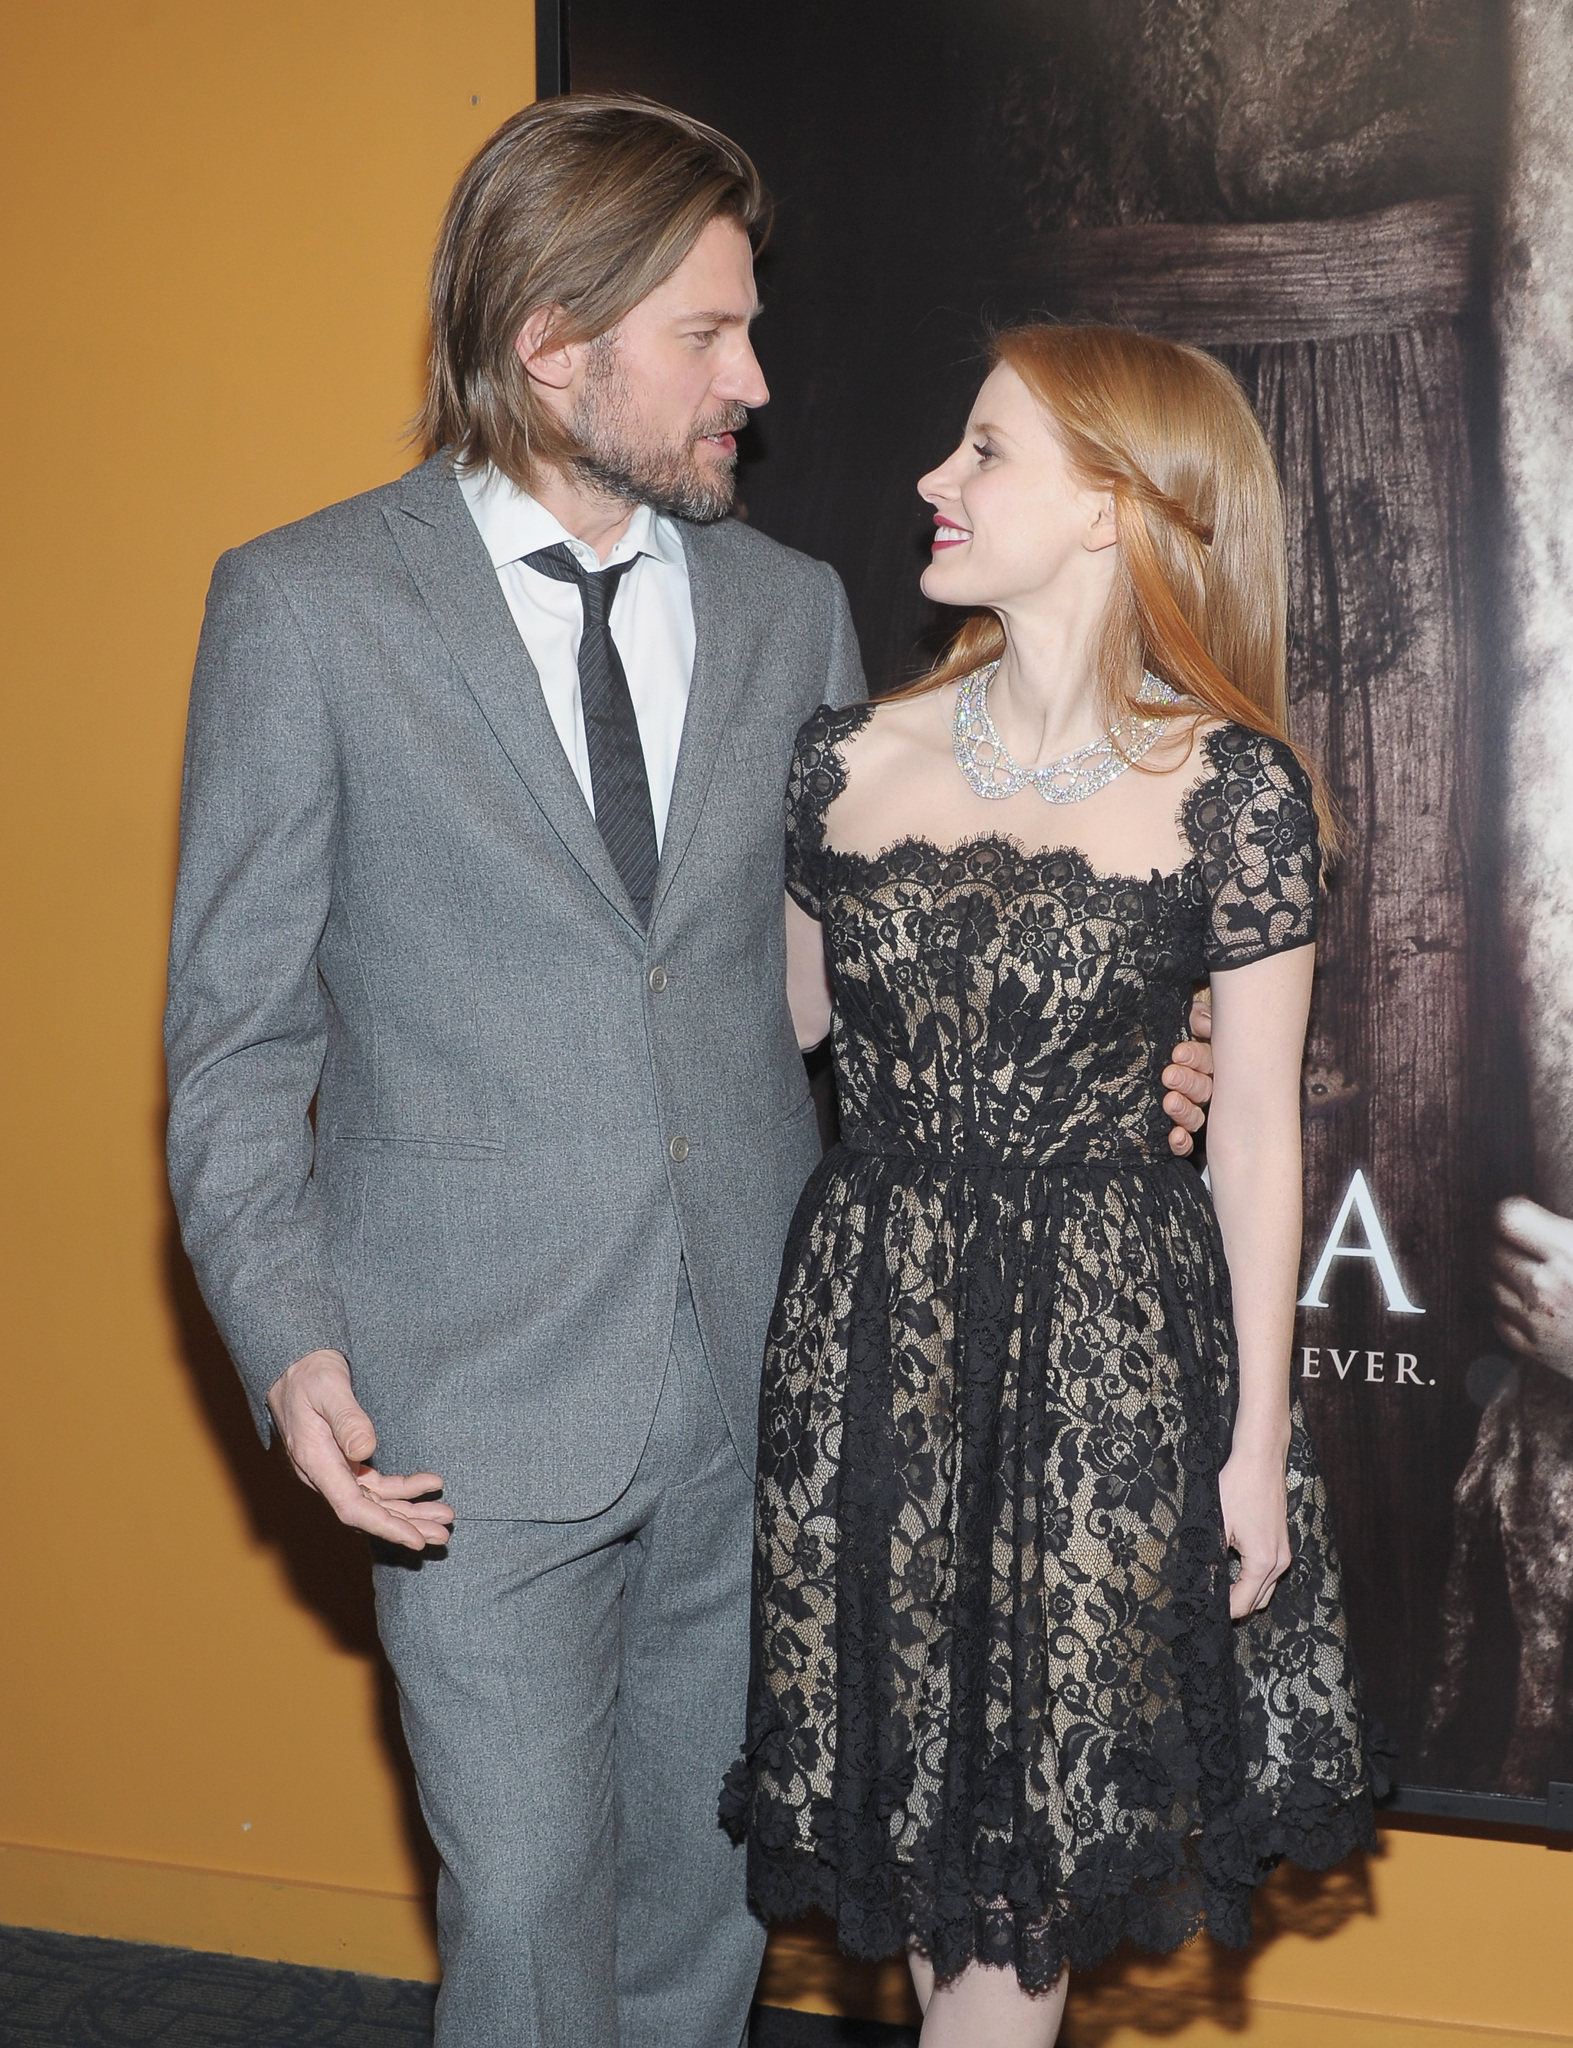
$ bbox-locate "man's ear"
[1085,493,1119,553]
[514,306,576,390]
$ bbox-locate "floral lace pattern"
[720,705,1380,1990]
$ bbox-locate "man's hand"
[266,1349,454,1550]
[1164,988,1215,1157]
[1492,1197,1573,1382]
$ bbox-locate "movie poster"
[572,0,1573,1806]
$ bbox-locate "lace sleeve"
[785,701,870,919]
[1184,725,1320,972]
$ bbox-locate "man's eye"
[689,330,719,347]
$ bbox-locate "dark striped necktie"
[525,542,660,925]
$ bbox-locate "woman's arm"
[786,893,832,1050]
[1205,943,1316,1619]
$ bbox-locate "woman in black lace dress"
[721,327,1381,2043]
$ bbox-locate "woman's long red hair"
[893,324,1338,854]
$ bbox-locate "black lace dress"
[720,705,1383,1991]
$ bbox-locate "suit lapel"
[382,458,640,930]
[651,523,754,921]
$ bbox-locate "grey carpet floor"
[0,1925,918,2047]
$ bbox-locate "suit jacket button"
[668,1135,690,1163]
[648,965,668,992]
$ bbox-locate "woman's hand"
[1218,1444,1292,1619]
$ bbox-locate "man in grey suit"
[166,93,1213,2048]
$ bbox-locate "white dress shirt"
[458,463,695,849]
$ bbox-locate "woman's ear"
[514,306,576,390]
[1085,493,1119,553]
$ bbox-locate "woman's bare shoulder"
[817,686,959,836]
[1146,706,1228,778]
[853,684,958,761]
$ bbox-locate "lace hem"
[721,1732,1385,1991]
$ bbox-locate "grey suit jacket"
[165,453,866,1518]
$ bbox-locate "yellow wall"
[1,3,1571,2039]
[0,0,534,1979]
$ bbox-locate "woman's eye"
[972,441,996,463]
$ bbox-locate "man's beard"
[567,337,749,523]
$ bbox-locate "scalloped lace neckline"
[816,716,1232,889]
[820,832,1202,890]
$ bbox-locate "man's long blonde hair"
[417,94,767,490]
[896,324,1337,852]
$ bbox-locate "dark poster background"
[569,2,1573,1806]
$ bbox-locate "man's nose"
[716,335,770,410]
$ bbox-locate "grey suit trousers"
[373,1275,760,2048]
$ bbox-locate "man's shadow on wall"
[161,1199,440,1911]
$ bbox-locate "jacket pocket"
[332,1131,505,1159]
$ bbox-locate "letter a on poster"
[1298,1168,1424,1315]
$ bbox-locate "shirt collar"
[457,461,684,575]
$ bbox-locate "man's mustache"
[692,405,751,444]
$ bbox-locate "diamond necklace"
[953,662,1181,804]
